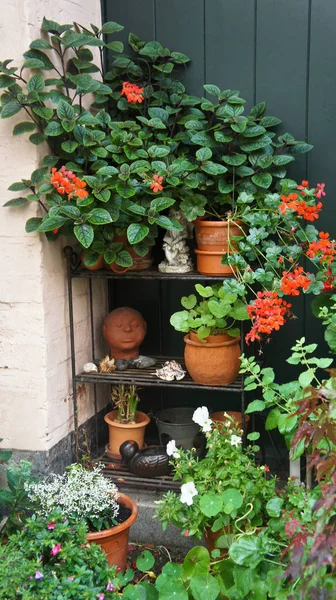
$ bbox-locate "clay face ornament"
[102,307,147,360]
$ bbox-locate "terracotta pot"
[81,253,104,271]
[189,331,231,344]
[194,249,235,276]
[110,262,130,274]
[210,411,250,433]
[113,234,153,271]
[194,218,244,276]
[87,492,138,570]
[204,526,231,555]
[184,333,241,386]
[194,218,243,252]
[104,410,150,460]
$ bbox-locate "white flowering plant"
[156,407,277,542]
[25,463,119,532]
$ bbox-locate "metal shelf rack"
[64,247,246,491]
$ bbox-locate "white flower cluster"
[192,406,212,432]
[25,463,119,522]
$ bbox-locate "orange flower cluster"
[297,180,309,193]
[121,81,144,103]
[150,174,164,193]
[50,166,88,200]
[279,193,322,222]
[245,291,292,344]
[280,266,311,296]
[307,232,336,265]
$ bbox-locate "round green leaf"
[229,536,263,568]
[181,294,197,310]
[196,147,212,161]
[74,223,94,248]
[183,546,210,577]
[136,550,155,571]
[127,223,149,245]
[190,574,220,600]
[251,173,272,189]
[200,493,223,517]
[266,497,283,518]
[222,489,243,512]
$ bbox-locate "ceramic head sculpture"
[102,307,147,360]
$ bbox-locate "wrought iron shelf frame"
[64,247,246,477]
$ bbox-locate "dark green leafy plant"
[0,460,34,537]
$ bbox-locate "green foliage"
[0,460,34,537]
[170,282,249,339]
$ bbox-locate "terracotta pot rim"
[189,331,229,343]
[195,218,243,228]
[195,249,229,256]
[86,492,138,540]
[184,333,240,348]
[109,263,130,274]
[210,411,251,422]
[104,410,150,428]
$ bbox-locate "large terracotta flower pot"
[104,410,150,460]
[184,333,241,386]
[194,218,243,276]
[87,492,138,571]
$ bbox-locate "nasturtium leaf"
[222,489,243,512]
[266,497,283,518]
[200,493,223,517]
[190,573,220,600]
[229,536,263,568]
[183,546,210,577]
[195,284,214,298]
[136,550,155,572]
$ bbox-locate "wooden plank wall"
[102,0,336,409]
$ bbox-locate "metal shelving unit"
[64,247,246,490]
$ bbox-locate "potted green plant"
[170,282,249,385]
[157,407,276,552]
[104,385,150,460]
[25,463,137,571]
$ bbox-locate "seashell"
[83,362,98,373]
[155,360,186,381]
[99,355,116,373]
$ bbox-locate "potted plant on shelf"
[25,463,138,571]
[104,385,150,460]
[157,407,276,553]
[170,282,249,385]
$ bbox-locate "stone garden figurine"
[158,209,193,273]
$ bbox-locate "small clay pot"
[104,410,150,460]
[194,218,244,251]
[184,333,241,386]
[109,262,129,274]
[195,249,235,276]
[81,253,104,271]
[87,492,138,570]
[113,234,153,271]
[210,411,250,433]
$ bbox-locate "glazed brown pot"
[111,234,153,272]
[210,411,250,433]
[87,492,138,570]
[81,253,105,271]
[194,218,243,276]
[184,333,241,386]
[104,410,150,460]
[204,526,231,555]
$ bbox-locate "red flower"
[315,182,326,199]
[279,193,322,222]
[297,180,309,191]
[323,266,335,292]
[47,521,57,530]
[307,231,336,265]
[264,465,270,473]
[150,174,164,193]
[50,167,88,200]
[52,228,59,235]
[280,267,311,296]
[121,81,144,103]
[245,291,292,344]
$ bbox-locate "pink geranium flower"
[315,183,326,199]
[47,521,57,530]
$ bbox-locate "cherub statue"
[158,209,193,273]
